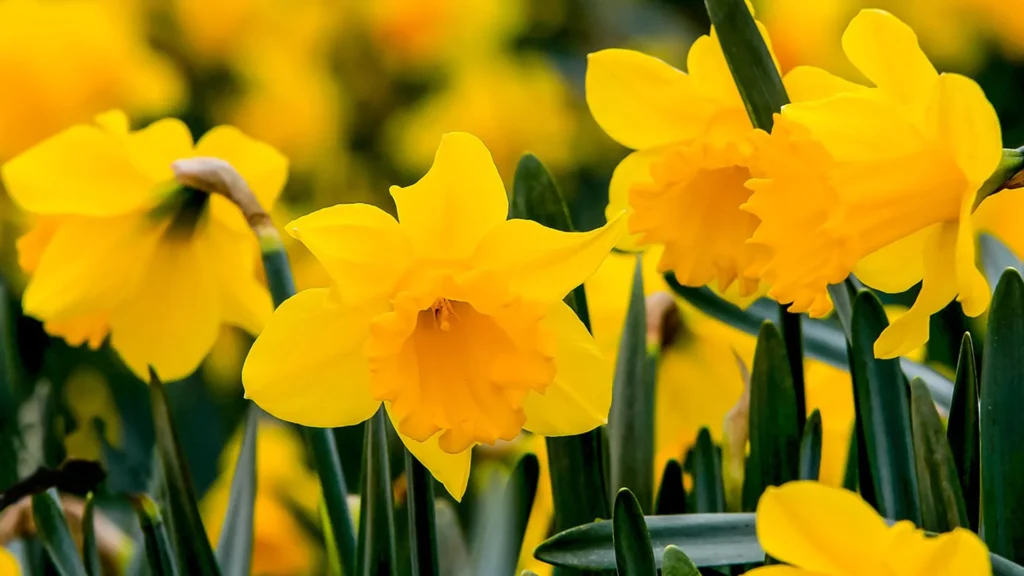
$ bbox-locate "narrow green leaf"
[536,513,760,570]
[149,370,221,576]
[655,460,686,515]
[32,488,87,576]
[662,545,701,576]
[910,378,968,533]
[981,268,1024,564]
[798,410,822,481]
[261,237,358,576]
[511,152,610,555]
[536,511,1024,573]
[82,493,100,576]
[215,406,258,576]
[612,489,657,576]
[665,279,955,411]
[779,310,806,431]
[471,454,540,576]
[692,428,725,513]
[947,333,980,532]
[130,494,180,576]
[608,256,656,512]
[849,292,921,524]
[406,450,439,576]
[742,322,799,510]
[0,281,21,492]
[357,407,398,575]
[703,0,788,130]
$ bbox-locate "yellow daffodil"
[585,19,776,296]
[3,110,287,381]
[63,367,123,462]
[745,9,1006,357]
[386,56,578,182]
[748,481,990,575]
[243,133,623,500]
[202,421,321,575]
[0,0,182,161]
[0,549,19,575]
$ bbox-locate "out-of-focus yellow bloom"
[353,0,524,69]
[516,435,553,576]
[0,548,19,575]
[202,421,321,576]
[745,10,1005,358]
[63,367,123,462]
[0,0,182,160]
[243,133,623,500]
[748,481,990,575]
[585,20,775,296]
[387,57,578,182]
[3,110,287,381]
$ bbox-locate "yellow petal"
[841,9,937,105]
[586,49,716,150]
[126,118,194,182]
[884,524,991,576]
[23,215,165,322]
[874,224,958,359]
[16,217,61,274]
[205,222,272,336]
[472,213,624,305]
[522,302,612,435]
[243,288,383,427]
[783,66,867,103]
[975,189,1024,258]
[953,200,989,318]
[608,148,665,252]
[744,567,821,576]
[853,226,931,294]
[109,237,222,382]
[924,73,1002,188]
[755,482,888,574]
[195,126,288,210]
[287,204,414,306]
[686,33,743,107]
[0,547,20,576]
[387,404,472,501]
[390,132,508,260]
[2,125,157,216]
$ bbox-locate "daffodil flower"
[242,133,623,500]
[748,481,990,575]
[745,9,1006,358]
[585,18,777,296]
[3,110,287,381]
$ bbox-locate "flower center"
[368,294,555,454]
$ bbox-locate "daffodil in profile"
[585,16,775,296]
[3,110,287,381]
[243,132,623,500]
[748,481,990,575]
[745,9,1004,357]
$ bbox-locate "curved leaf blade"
[130,493,180,576]
[82,493,100,576]
[32,488,87,576]
[655,460,686,515]
[662,545,701,576]
[215,406,258,576]
[798,410,823,481]
[910,378,967,533]
[406,450,439,576]
[947,333,980,532]
[692,428,725,514]
[357,408,398,576]
[612,489,657,576]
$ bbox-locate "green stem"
[972,148,1024,212]
[406,451,439,576]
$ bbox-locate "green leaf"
[536,513,760,570]
[536,510,1024,574]
[215,406,258,576]
[82,493,100,576]
[798,410,823,481]
[655,460,686,515]
[612,489,657,576]
[130,494,180,576]
[357,407,398,575]
[32,488,87,576]
[947,333,980,532]
[0,281,21,492]
[662,546,701,576]
[149,370,221,576]
[779,310,806,431]
[742,323,799,510]
[981,268,1024,564]
[910,378,968,533]
[691,428,725,513]
[608,256,657,512]
[406,450,439,576]
[511,152,610,556]
[850,292,921,524]
[260,236,358,576]
[471,454,540,576]
[703,0,788,131]
[665,280,955,411]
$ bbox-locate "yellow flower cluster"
[587,8,1022,358]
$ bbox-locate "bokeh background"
[1,0,1023,574]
